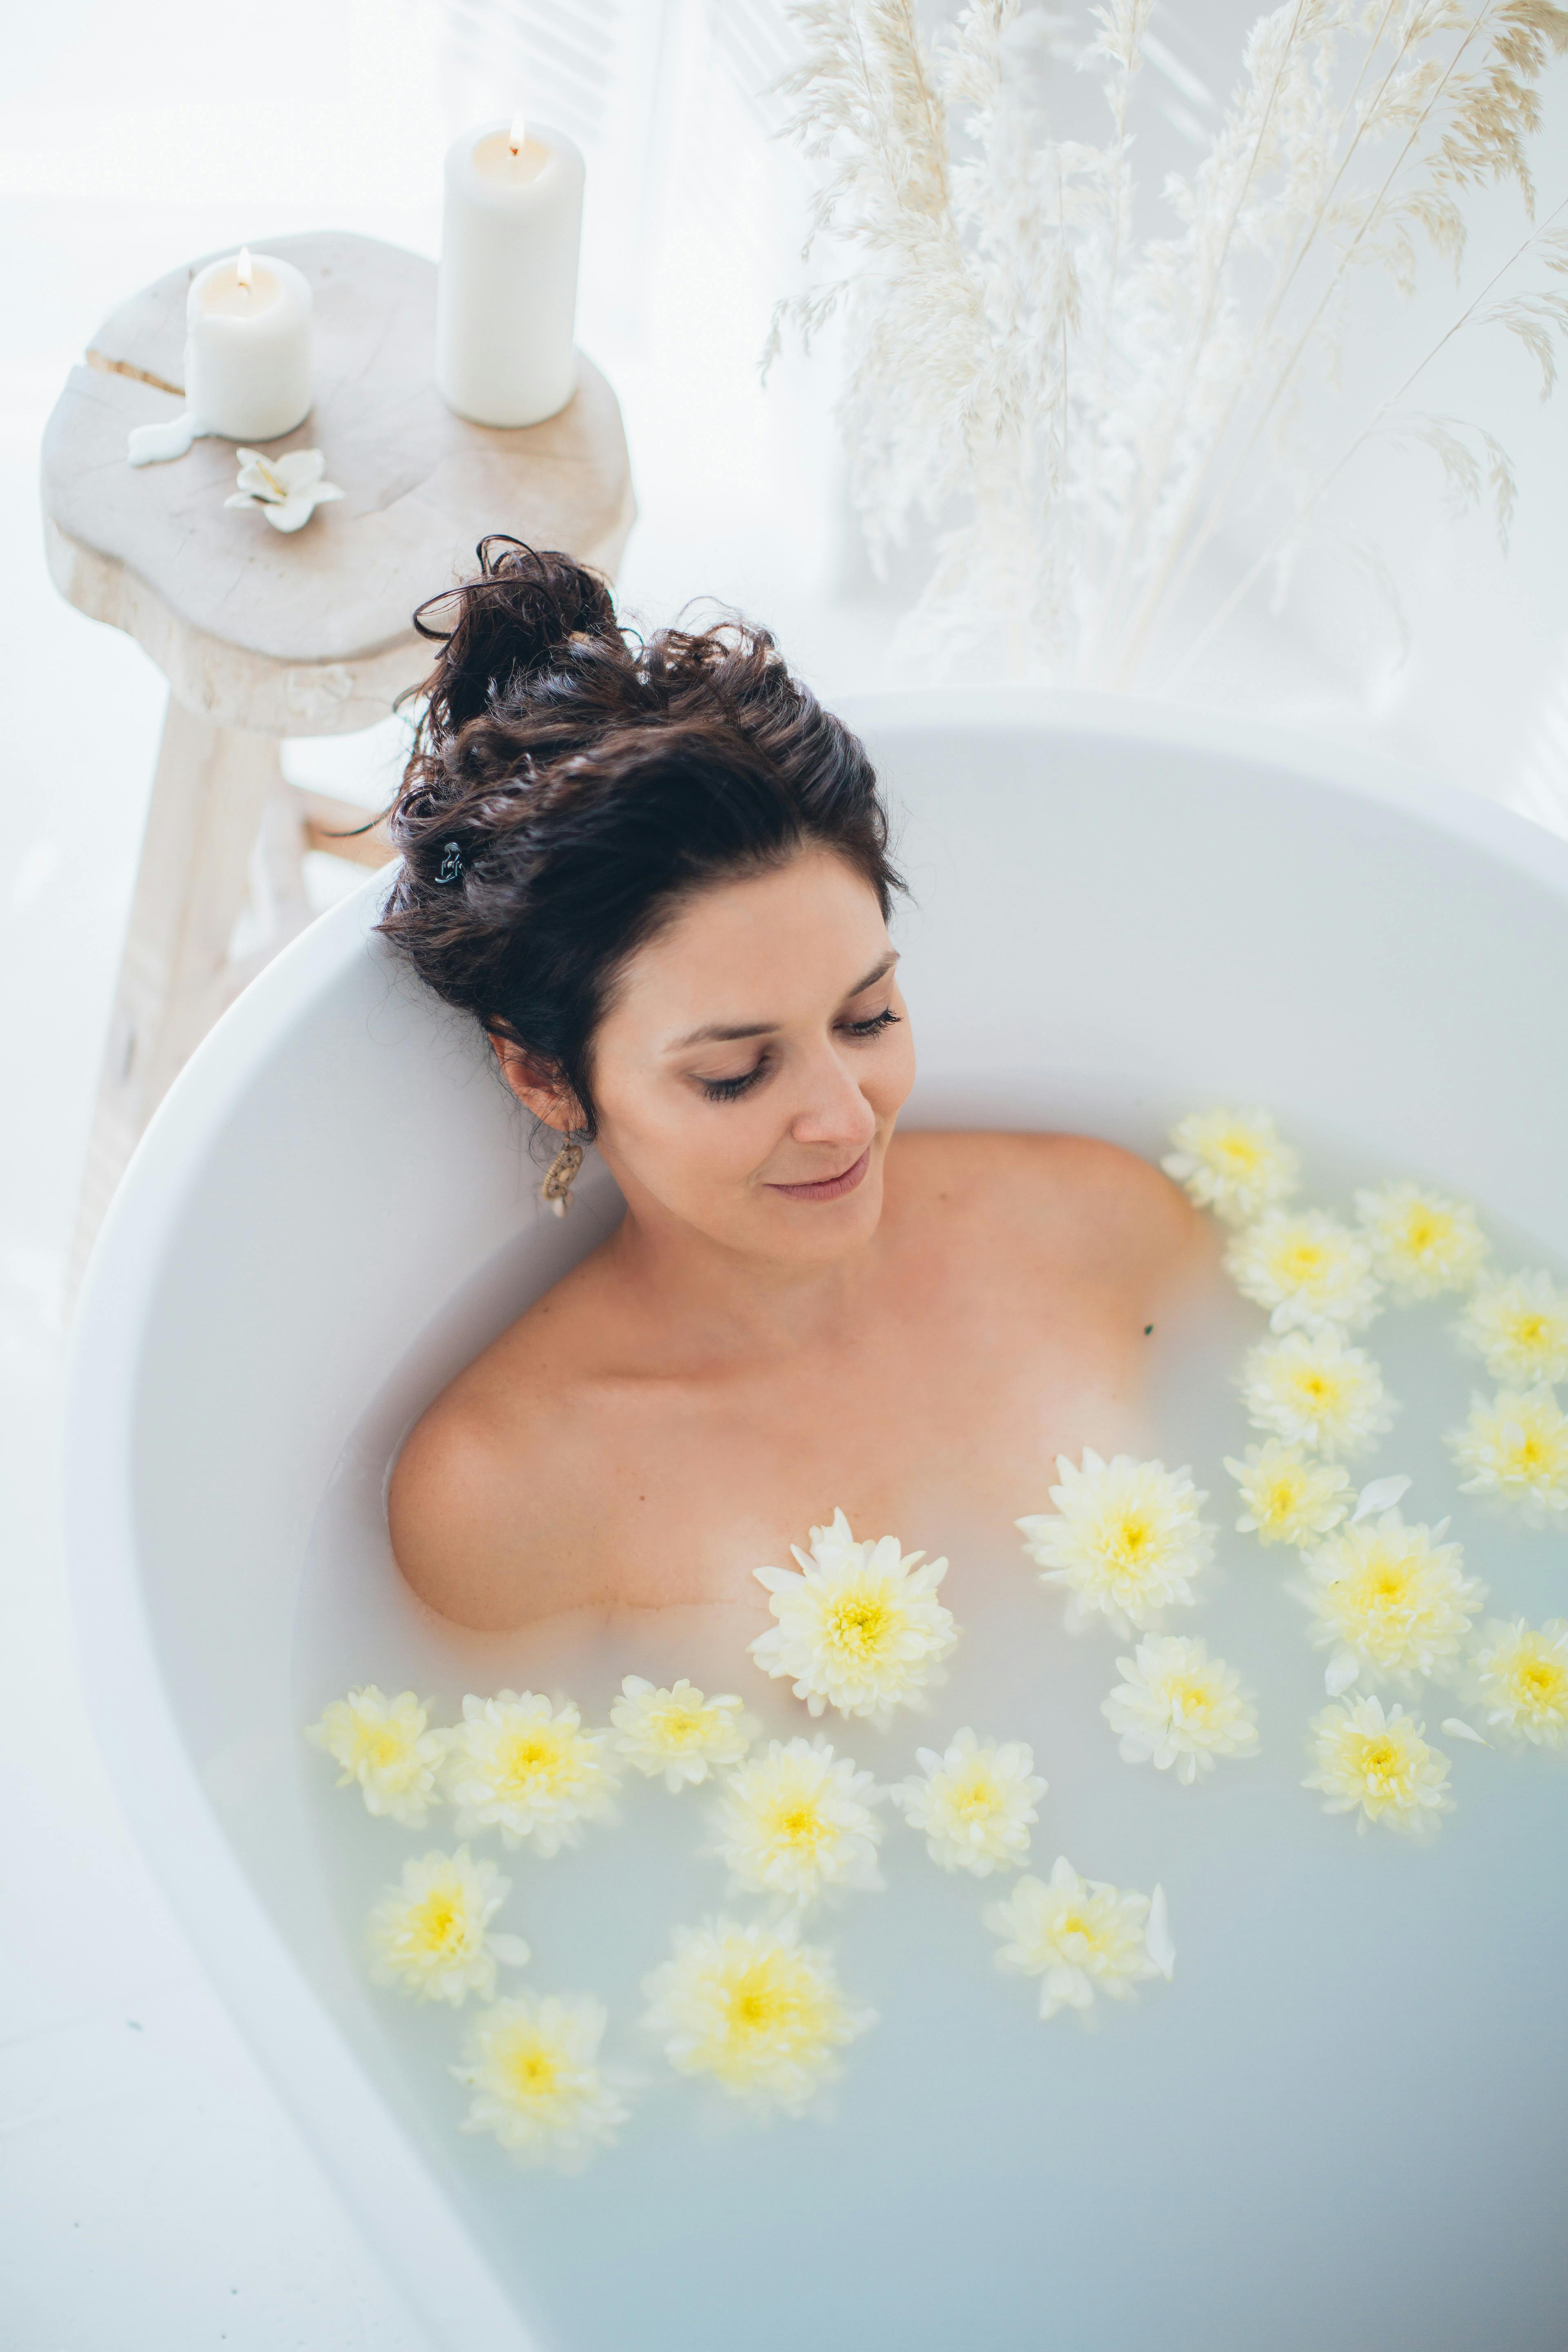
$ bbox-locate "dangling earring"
[540,1134,586,1218]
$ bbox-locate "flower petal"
[1353,1474,1411,1523]
[1145,1884,1176,1979]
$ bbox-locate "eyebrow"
[667,952,899,1051]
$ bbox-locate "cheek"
[872,1023,918,1115]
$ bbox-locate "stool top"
[41,231,636,735]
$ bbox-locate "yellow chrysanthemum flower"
[454,1991,627,2169]
[1303,1695,1452,1836]
[1224,1439,1352,1546]
[713,1736,884,1909]
[1238,1330,1394,1461]
[891,1727,1047,1877]
[609,1676,752,1791]
[1354,1180,1488,1300]
[1161,1107,1300,1226]
[443,1691,619,1855]
[1101,1635,1260,1783]
[1297,1511,1485,1693]
[641,1916,873,2113]
[749,1509,957,1730]
[1455,1270,1568,1390]
[305,1684,447,1828]
[1224,1209,1381,1335]
[984,1858,1172,2021]
[1444,1385,1568,1524]
[1018,1449,1213,1637]
[365,1846,530,2005]
[1466,1618,1568,1750]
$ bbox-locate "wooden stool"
[41,229,636,1296]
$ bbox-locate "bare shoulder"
[387,1290,608,1633]
[886,1127,1214,1298]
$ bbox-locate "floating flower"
[891,1727,1046,1876]
[1238,1330,1395,1461]
[1161,1107,1300,1226]
[443,1691,618,1855]
[365,1847,530,2006]
[225,445,344,532]
[1101,1635,1260,1783]
[1444,1385,1568,1524]
[609,1676,753,1790]
[454,1991,627,2169]
[1303,1695,1452,1836]
[1296,1511,1485,1694]
[641,1915,873,2113]
[713,1737,883,1909]
[748,1509,957,1729]
[1224,1209,1381,1335]
[1354,1180,1488,1300]
[1466,1618,1568,1750]
[1455,1269,1568,1389]
[305,1684,448,1827]
[1224,1439,1352,1547]
[984,1858,1168,2021]
[1018,1450,1213,1636]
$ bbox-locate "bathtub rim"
[61,686,1568,2346]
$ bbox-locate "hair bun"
[411,537,620,739]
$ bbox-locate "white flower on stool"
[225,446,344,532]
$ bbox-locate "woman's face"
[545,847,915,1265]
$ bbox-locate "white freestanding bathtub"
[64,693,1568,2351]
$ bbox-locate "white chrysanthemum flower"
[891,1727,1046,1876]
[1161,1107,1300,1226]
[1466,1618,1568,1750]
[748,1509,957,1730]
[713,1736,883,1909]
[609,1676,753,1791]
[641,1915,873,2113]
[1224,1209,1381,1335]
[1303,1695,1452,1837]
[1101,1635,1259,1784]
[1445,1385,1568,1524]
[984,1858,1167,2021]
[365,1846,530,2006]
[1455,1269,1568,1389]
[443,1691,618,1856]
[1018,1450,1213,1637]
[1224,1439,1352,1547]
[1238,1330,1395,1461]
[453,1991,627,2169]
[1354,1180,1489,1299]
[305,1685,447,1827]
[1296,1511,1485,1694]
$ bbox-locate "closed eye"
[842,1006,900,1040]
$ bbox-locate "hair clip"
[435,840,463,884]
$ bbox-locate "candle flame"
[508,111,526,154]
[236,246,254,291]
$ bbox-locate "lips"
[764,1147,872,1203]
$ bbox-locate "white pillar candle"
[437,116,585,429]
[185,248,313,442]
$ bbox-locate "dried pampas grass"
[767,0,1568,684]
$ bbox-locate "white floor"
[4,3,1568,2346]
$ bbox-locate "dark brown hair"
[377,538,901,1138]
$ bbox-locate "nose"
[788,1040,878,1152]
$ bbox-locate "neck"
[601,1178,884,1363]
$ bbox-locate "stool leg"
[69,696,290,1303]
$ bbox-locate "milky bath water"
[293,1119,1568,2352]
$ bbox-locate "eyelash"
[698,1007,902,1102]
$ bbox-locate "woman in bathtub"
[383,538,1212,1633]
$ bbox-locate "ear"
[488,1034,583,1133]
